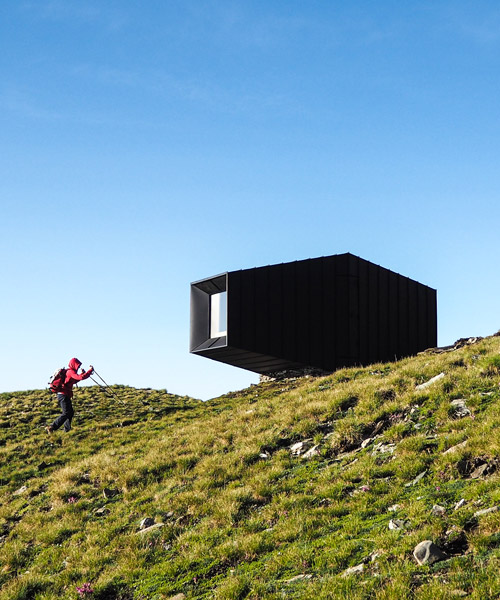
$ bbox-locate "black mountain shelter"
[190,253,437,375]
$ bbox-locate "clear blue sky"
[1,1,499,400]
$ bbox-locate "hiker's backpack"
[48,368,67,393]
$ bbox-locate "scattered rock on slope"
[139,517,155,530]
[416,373,445,391]
[135,523,165,535]
[290,440,313,456]
[405,470,427,487]
[413,540,447,565]
[450,399,471,419]
[342,563,365,577]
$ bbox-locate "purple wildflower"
[76,582,94,596]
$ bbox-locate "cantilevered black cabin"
[190,253,437,375]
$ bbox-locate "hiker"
[47,358,93,433]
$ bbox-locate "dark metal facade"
[190,253,437,375]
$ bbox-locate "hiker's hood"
[68,358,82,372]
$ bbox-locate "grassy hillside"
[1,335,500,600]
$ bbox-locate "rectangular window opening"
[210,291,227,338]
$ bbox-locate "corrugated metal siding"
[190,253,437,374]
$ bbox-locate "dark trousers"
[52,394,74,432]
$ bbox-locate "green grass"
[1,335,500,598]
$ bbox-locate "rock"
[413,540,447,565]
[103,488,120,499]
[259,451,270,459]
[361,437,374,449]
[416,373,445,391]
[443,440,467,455]
[470,463,489,479]
[94,507,109,516]
[135,522,165,535]
[389,519,407,530]
[450,399,471,419]
[140,517,155,529]
[371,442,396,456]
[454,499,466,510]
[405,470,427,487]
[388,504,401,512]
[454,337,482,348]
[372,420,386,435]
[431,504,446,517]
[167,595,186,600]
[342,563,364,577]
[302,445,320,459]
[13,485,28,496]
[443,527,468,555]
[290,441,313,456]
[473,506,498,518]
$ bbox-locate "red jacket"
[61,358,94,398]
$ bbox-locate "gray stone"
[473,506,498,518]
[470,463,489,479]
[389,518,407,530]
[405,470,427,487]
[443,440,467,455]
[431,504,446,517]
[94,506,109,515]
[302,445,320,459]
[135,522,165,535]
[167,595,186,600]
[103,487,120,499]
[371,442,396,456]
[416,373,445,391]
[140,517,155,529]
[361,437,374,449]
[454,499,466,510]
[450,399,471,418]
[413,540,447,565]
[342,563,364,577]
[290,440,313,456]
[13,485,28,496]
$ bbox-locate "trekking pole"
[89,376,125,405]
[90,369,125,404]
[93,369,112,389]
[89,375,112,396]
